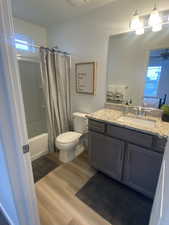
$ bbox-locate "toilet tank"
[73,112,88,133]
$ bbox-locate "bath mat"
[76,172,152,225]
[32,155,60,183]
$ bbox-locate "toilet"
[55,112,88,163]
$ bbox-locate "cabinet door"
[124,144,163,198]
[89,131,125,181]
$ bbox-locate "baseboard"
[31,150,48,161]
[0,203,14,225]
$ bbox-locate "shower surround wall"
[13,18,48,160]
[18,60,47,138]
[18,60,48,160]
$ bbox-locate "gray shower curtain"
[40,47,71,152]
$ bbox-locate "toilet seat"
[56,132,82,144]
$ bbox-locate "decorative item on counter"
[161,104,169,122]
[125,97,132,105]
[159,94,167,108]
[159,98,162,109]
[106,85,128,104]
[163,94,167,105]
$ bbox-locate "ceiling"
[11,0,169,28]
[11,0,116,27]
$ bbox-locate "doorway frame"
[0,0,40,224]
[1,0,169,224]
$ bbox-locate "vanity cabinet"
[89,132,125,181]
[123,144,163,198]
[88,119,166,199]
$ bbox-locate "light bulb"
[152,23,162,32]
[130,11,141,30]
[148,7,161,27]
[135,21,144,35]
[136,27,144,35]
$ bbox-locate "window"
[144,66,162,97]
[14,34,35,52]
[15,39,29,51]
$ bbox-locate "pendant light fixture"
[130,10,144,35]
[129,0,169,35]
[148,4,162,32]
[130,11,140,30]
[135,23,144,35]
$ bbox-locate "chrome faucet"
[133,106,153,117]
[133,106,141,116]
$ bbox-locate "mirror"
[106,25,169,108]
[144,48,169,108]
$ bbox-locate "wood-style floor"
[35,152,111,225]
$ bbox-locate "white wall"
[0,140,19,225]
[13,17,47,46]
[13,17,47,57]
[107,26,169,105]
[150,138,169,225]
[47,18,113,113]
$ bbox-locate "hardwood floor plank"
[37,186,71,225]
[36,152,110,225]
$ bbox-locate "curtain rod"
[23,42,70,55]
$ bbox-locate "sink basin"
[117,116,156,128]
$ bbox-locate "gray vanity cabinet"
[123,144,163,198]
[88,119,165,198]
[89,131,125,181]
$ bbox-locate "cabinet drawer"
[107,124,153,148]
[88,120,105,133]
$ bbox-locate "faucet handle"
[142,107,154,112]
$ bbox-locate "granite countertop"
[87,108,169,138]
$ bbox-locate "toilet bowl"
[55,112,88,163]
[55,132,82,163]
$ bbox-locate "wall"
[0,140,19,225]
[107,25,169,105]
[13,17,47,57]
[47,18,113,113]
[149,138,169,225]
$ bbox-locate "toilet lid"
[56,132,82,144]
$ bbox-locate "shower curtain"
[40,47,71,152]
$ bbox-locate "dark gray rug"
[76,172,153,225]
[32,155,60,183]
[0,210,9,225]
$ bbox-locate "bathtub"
[29,133,48,161]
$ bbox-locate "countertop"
[87,108,169,138]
